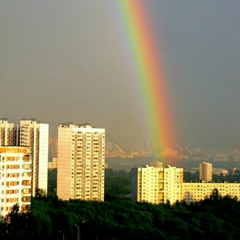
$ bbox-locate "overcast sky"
[0,0,239,150]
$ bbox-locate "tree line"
[1,189,240,239]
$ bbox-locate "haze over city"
[1,0,240,150]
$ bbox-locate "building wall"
[0,119,15,146]
[131,165,182,205]
[19,120,49,196]
[38,124,49,191]
[183,182,240,203]
[57,123,105,201]
[0,147,32,217]
[131,166,162,204]
[199,162,212,182]
[57,126,73,200]
[164,166,183,203]
[132,164,240,205]
[0,119,48,196]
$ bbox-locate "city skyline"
[1,1,240,150]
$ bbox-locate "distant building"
[0,147,31,217]
[149,161,163,168]
[48,157,58,170]
[105,162,108,169]
[199,162,212,182]
[57,123,105,201]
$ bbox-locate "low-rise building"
[183,182,240,203]
[132,163,240,205]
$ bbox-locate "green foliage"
[3,196,240,239]
[212,172,240,183]
[48,169,57,194]
[105,169,131,198]
[4,188,240,239]
[35,188,47,199]
[184,171,199,182]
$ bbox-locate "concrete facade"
[131,165,183,204]
[0,119,15,146]
[199,162,212,182]
[57,123,105,201]
[0,147,31,217]
[132,163,240,204]
[18,120,49,196]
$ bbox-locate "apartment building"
[0,147,31,217]
[18,119,49,196]
[131,166,163,204]
[57,123,105,201]
[0,118,48,196]
[199,162,212,182]
[164,165,183,203]
[0,119,15,146]
[131,165,183,204]
[132,163,240,204]
[183,182,240,203]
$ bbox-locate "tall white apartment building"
[131,166,164,204]
[131,164,183,204]
[18,119,49,196]
[164,165,183,203]
[0,119,15,146]
[199,162,212,182]
[57,123,105,201]
[0,147,31,217]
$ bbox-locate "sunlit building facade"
[183,182,240,203]
[132,163,240,204]
[57,123,105,201]
[0,118,48,197]
[131,166,163,204]
[18,119,49,196]
[164,165,183,203]
[0,147,31,217]
[131,165,183,204]
[0,119,15,146]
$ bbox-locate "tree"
[210,188,221,201]
[35,188,47,199]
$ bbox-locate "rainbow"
[109,0,175,155]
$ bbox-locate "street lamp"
[59,230,65,240]
[75,224,80,240]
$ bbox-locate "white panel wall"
[38,124,49,192]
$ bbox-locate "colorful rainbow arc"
[110,0,175,154]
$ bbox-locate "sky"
[0,0,240,150]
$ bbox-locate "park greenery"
[3,169,239,239]
[1,189,240,239]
